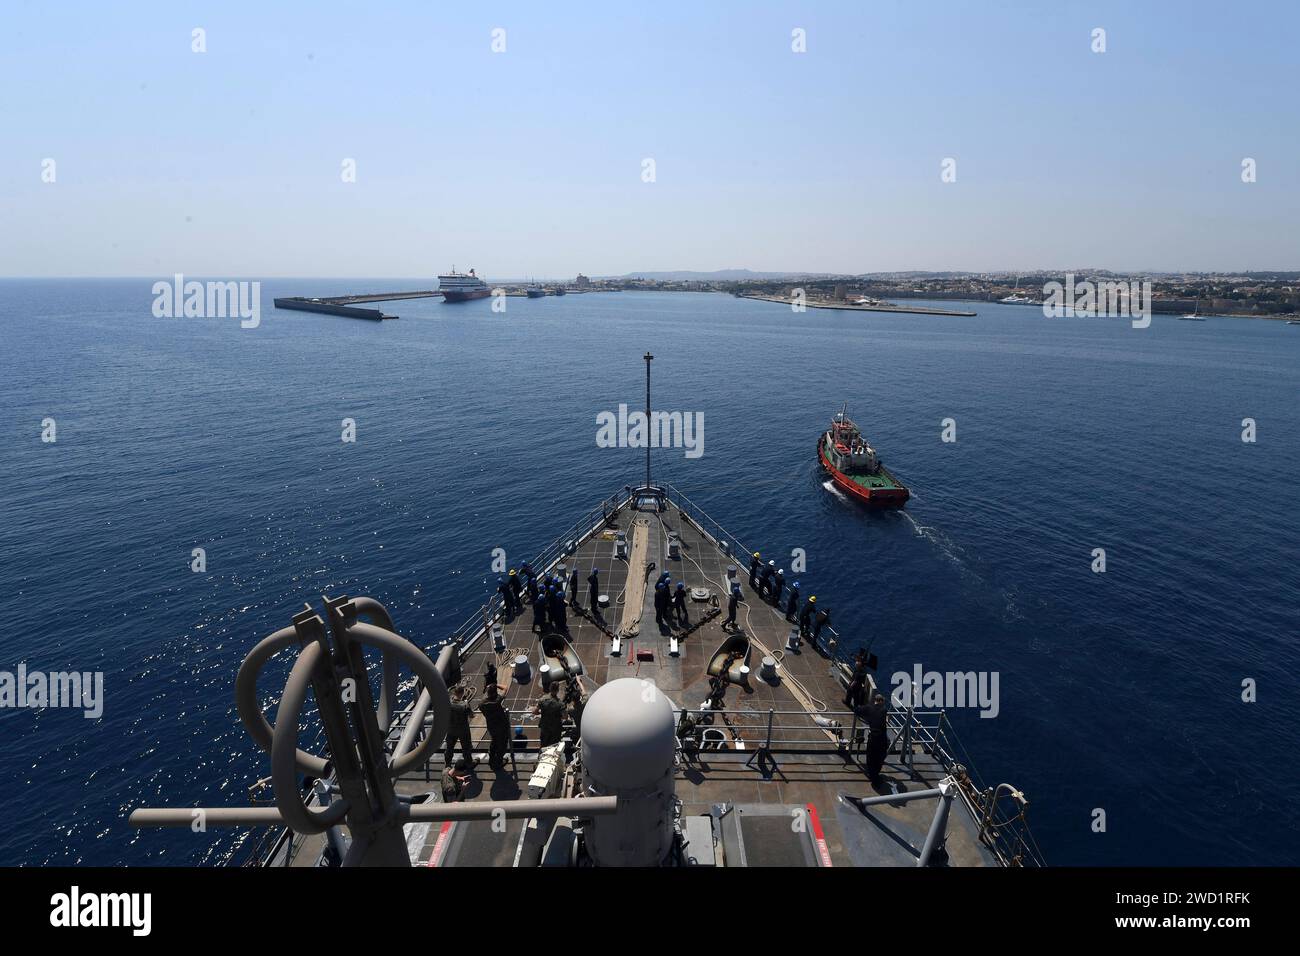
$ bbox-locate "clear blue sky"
[2,1,1296,278]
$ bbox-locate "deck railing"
[661,482,857,658]
[244,481,1042,866]
[434,486,635,658]
[429,480,852,664]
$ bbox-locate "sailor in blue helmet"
[724,582,742,629]
[531,590,548,633]
[542,585,555,630]
[587,567,600,610]
[496,576,513,618]
[786,581,801,621]
[525,570,539,604]
[568,567,579,607]
[673,581,689,626]
[653,581,669,628]
[549,583,568,633]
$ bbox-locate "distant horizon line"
[2,268,1297,281]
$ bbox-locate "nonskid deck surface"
[358,496,993,868]
[286,497,998,867]
[844,470,904,490]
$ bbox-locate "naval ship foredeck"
[256,485,1039,869]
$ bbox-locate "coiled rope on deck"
[657,511,833,722]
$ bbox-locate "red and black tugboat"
[818,407,910,505]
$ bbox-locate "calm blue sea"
[0,279,1296,866]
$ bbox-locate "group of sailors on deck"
[467,544,888,799]
[496,562,607,635]
[441,665,589,803]
[723,552,831,646]
[653,571,690,629]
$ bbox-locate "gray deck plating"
[286,495,1003,867]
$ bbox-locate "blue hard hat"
[676,582,685,590]
[793,581,801,588]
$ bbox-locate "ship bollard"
[514,655,532,684]
[786,625,801,651]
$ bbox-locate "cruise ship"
[438,268,491,302]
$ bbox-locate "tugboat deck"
[843,468,906,490]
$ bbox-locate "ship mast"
[644,351,653,489]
